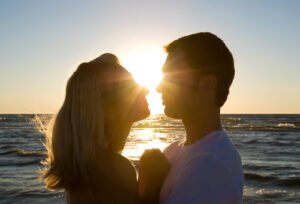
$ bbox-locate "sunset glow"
[121,47,166,114]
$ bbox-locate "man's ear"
[198,75,217,90]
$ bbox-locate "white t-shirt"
[159,130,244,204]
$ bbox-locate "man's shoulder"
[163,140,182,153]
[166,154,242,204]
[162,140,184,162]
[188,141,243,180]
[188,153,229,170]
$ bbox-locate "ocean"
[0,114,299,203]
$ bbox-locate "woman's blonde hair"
[41,54,121,190]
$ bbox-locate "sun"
[120,47,166,114]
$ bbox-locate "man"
[148,32,244,204]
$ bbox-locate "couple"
[41,32,244,204]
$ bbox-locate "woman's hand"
[138,149,170,204]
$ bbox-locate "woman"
[41,53,168,203]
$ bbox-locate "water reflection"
[122,128,169,160]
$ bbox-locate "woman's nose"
[141,86,149,95]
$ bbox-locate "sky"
[0,0,299,114]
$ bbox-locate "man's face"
[156,51,197,119]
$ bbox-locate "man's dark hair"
[165,32,235,107]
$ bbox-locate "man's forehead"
[163,50,188,72]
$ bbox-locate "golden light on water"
[122,128,169,160]
[121,47,166,114]
[122,138,168,159]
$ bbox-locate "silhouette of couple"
[41,32,244,204]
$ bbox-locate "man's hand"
[138,149,170,204]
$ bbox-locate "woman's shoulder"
[114,154,137,181]
[101,152,137,186]
[104,153,139,203]
[67,153,139,204]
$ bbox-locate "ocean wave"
[243,196,274,204]
[0,144,18,149]
[0,158,41,167]
[0,149,17,155]
[244,139,259,144]
[245,173,300,187]
[15,148,45,157]
[242,139,296,146]
[0,147,46,157]
[277,123,296,128]
[264,140,296,146]
[223,117,242,122]
[224,122,299,131]
[243,164,298,171]
[275,177,300,187]
[245,173,277,182]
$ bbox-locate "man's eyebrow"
[162,58,176,72]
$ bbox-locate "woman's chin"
[140,108,151,119]
[133,107,150,122]
[144,107,151,117]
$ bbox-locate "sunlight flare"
[120,47,166,114]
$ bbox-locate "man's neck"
[182,109,222,145]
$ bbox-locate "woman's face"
[104,68,150,152]
[105,68,150,123]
